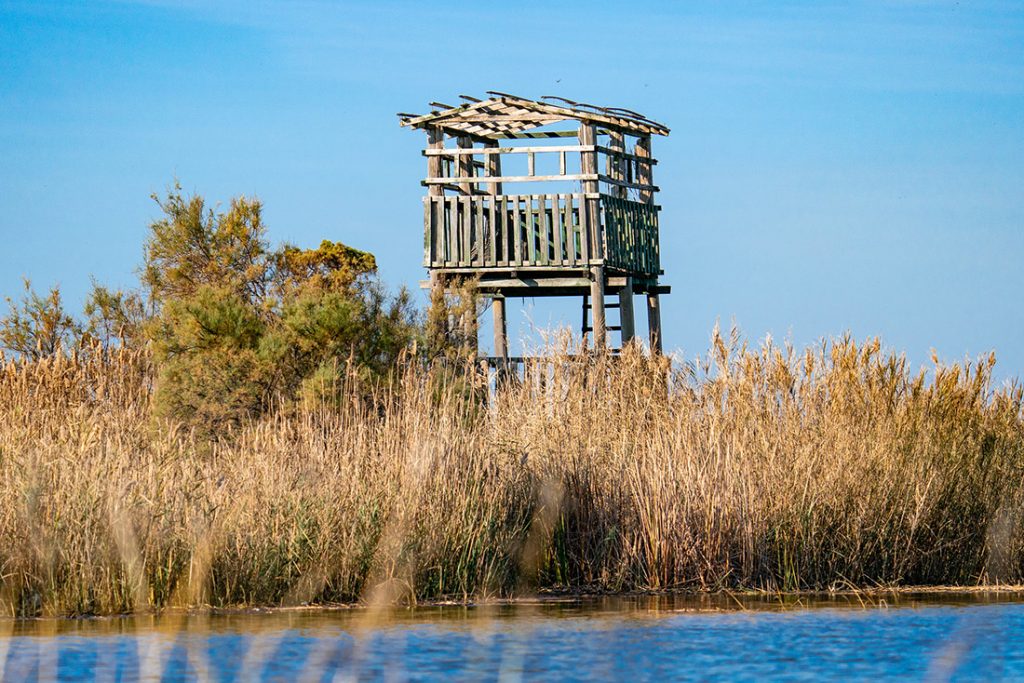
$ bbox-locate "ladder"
[581,294,623,354]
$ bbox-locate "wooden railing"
[423,193,660,276]
[425,193,592,269]
[602,195,660,276]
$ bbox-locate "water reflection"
[2,592,1024,681]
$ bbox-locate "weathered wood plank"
[475,198,485,266]
[552,194,563,265]
[424,197,432,266]
[494,130,578,139]
[528,197,536,264]
[596,174,658,192]
[423,174,594,185]
[539,195,549,265]
[488,198,497,266]
[460,195,471,266]
[424,145,594,156]
[509,196,520,266]
[446,196,458,267]
[578,123,601,264]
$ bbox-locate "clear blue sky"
[2,1,1022,377]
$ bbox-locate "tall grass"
[0,330,1022,616]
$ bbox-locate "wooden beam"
[635,135,654,204]
[590,265,607,351]
[619,276,635,344]
[597,174,659,193]
[456,136,473,195]
[578,123,602,263]
[595,144,658,165]
[424,174,595,185]
[608,131,626,199]
[426,127,445,271]
[492,296,507,360]
[425,145,594,156]
[493,131,579,139]
[443,114,564,123]
[647,291,662,354]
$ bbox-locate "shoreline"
[6,585,1024,624]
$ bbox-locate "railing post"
[426,126,444,274]
[636,135,653,204]
[485,140,502,267]
[578,123,602,264]
[619,276,635,345]
[493,295,507,361]
[608,131,627,199]
[647,291,662,354]
[590,266,607,351]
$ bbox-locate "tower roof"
[398,92,669,138]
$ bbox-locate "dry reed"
[1,329,1022,616]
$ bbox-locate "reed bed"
[0,331,1022,616]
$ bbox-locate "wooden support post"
[619,276,635,345]
[485,140,501,265]
[461,302,479,359]
[492,296,507,360]
[426,127,445,268]
[578,123,602,262]
[426,127,445,192]
[608,131,626,199]
[635,135,653,204]
[637,134,662,354]
[590,265,606,351]
[456,136,474,195]
[484,140,502,196]
[646,291,662,354]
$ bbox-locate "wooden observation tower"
[399,92,670,362]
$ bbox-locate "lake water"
[2,592,1024,681]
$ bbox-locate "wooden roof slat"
[399,93,669,136]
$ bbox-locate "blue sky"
[1,0,1022,377]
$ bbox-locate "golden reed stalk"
[1,330,1021,616]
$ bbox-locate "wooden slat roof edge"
[397,93,670,136]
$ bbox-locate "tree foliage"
[142,187,270,305]
[82,281,146,350]
[0,280,81,360]
[1,182,426,434]
[142,185,419,430]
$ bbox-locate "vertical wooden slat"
[563,195,573,266]
[446,196,456,266]
[513,196,523,266]
[578,194,590,264]
[525,195,535,265]
[604,196,614,269]
[488,198,497,267]
[571,194,580,264]
[552,194,563,265]
[539,195,550,265]
[476,198,485,266]
[501,196,509,266]
[423,197,430,267]
[461,195,471,266]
